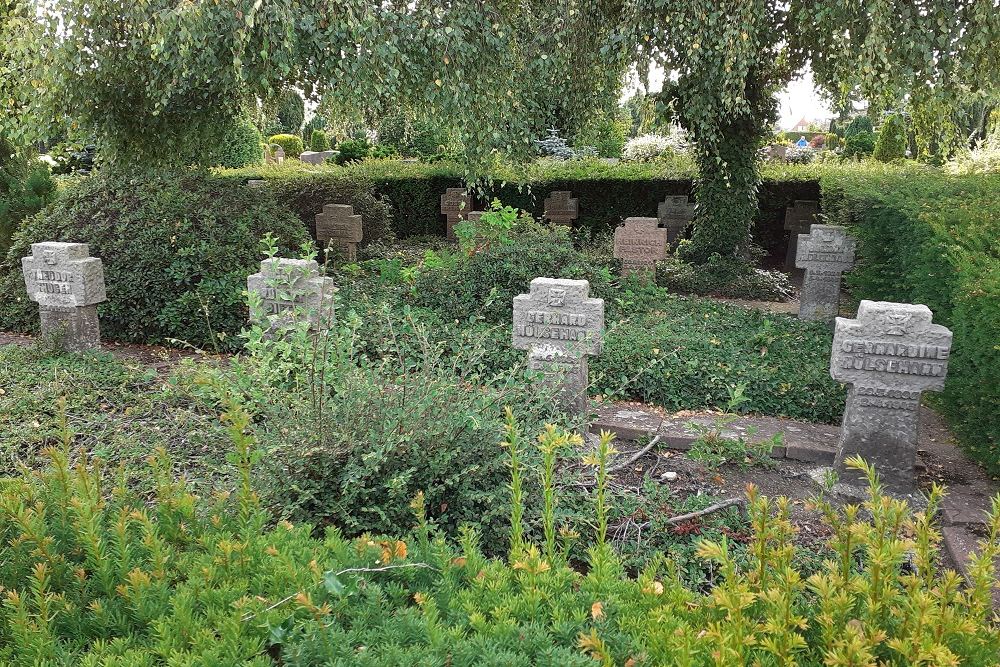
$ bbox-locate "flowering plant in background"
[622,126,688,161]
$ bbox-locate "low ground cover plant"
[1,402,997,666]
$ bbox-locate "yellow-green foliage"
[1,405,998,666]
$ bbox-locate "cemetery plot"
[795,224,856,322]
[783,200,820,269]
[543,191,579,227]
[440,187,471,240]
[315,203,364,262]
[657,195,695,244]
[247,258,337,331]
[613,217,668,279]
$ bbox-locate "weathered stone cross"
[795,224,856,323]
[21,242,107,352]
[440,187,470,240]
[315,204,364,262]
[614,217,668,279]
[247,258,337,332]
[543,191,579,227]
[784,200,820,269]
[657,195,695,243]
[830,300,952,494]
[513,278,604,417]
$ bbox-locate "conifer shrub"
[0,172,308,349]
[0,138,56,255]
[873,114,908,162]
[309,128,330,151]
[209,116,264,168]
[1,406,997,665]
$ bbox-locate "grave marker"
[613,217,668,279]
[513,278,604,417]
[796,224,856,322]
[440,188,470,240]
[657,195,695,243]
[21,242,107,352]
[830,300,952,494]
[784,200,820,269]
[543,191,579,227]
[315,204,363,262]
[247,258,336,331]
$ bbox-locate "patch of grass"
[0,345,231,494]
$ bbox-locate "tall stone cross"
[543,191,579,227]
[247,258,337,332]
[614,217,668,279]
[513,278,604,418]
[784,200,820,269]
[657,195,695,243]
[830,300,952,494]
[440,188,471,240]
[796,224,856,323]
[316,204,364,262]
[21,242,107,352]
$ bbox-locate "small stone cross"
[657,195,695,243]
[513,278,604,418]
[21,242,107,352]
[316,204,364,262]
[795,224,856,323]
[543,191,579,227]
[247,258,337,332]
[613,217,668,279]
[784,200,820,269]
[830,300,952,494]
[440,188,471,240]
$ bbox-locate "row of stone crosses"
[21,213,950,497]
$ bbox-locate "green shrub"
[825,133,840,149]
[301,114,327,143]
[209,116,264,168]
[822,166,1000,471]
[574,110,631,158]
[657,253,794,302]
[268,133,305,158]
[309,128,330,152]
[872,114,908,162]
[844,131,876,158]
[1,140,56,255]
[0,172,309,349]
[3,413,997,665]
[844,115,874,138]
[266,89,305,136]
[334,138,370,165]
[215,163,396,247]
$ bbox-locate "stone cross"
[796,224,856,323]
[440,188,470,240]
[784,200,820,269]
[543,191,579,227]
[315,204,363,262]
[657,195,695,243]
[613,217,668,279]
[513,278,604,417]
[247,258,337,332]
[830,300,952,494]
[21,242,107,352]
[465,211,485,224]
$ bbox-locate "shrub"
[333,138,370,165]
[574,111,631,158]
[268,133,305,158]
[785,145,816,163]
[623,130,687,161]
[534,128,596,160]
[267,89,305,136]
[1,139,56,256]
[843,131,876,158]
[4,415,997,665]
[301,114,327,143]
[210,116,264,168]
[0,172,309,349]
[843,115,874,138]
[873,114,907,162]
[658,253,795,302]
[309,128,330,152]
[808,134,826,148]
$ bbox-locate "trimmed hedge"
[0,172,309,349]
[821,164,1000,471]
[268,133,304,158]
[226,159,821,260]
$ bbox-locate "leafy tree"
[873,114,907,162]
[266,89,305,136]
[622,0,999,262]
[4,1,624,173]
[844,116,874,139]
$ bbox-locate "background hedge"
[229,159,822,262]
[821,164,1000,472]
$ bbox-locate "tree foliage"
[4,0,626,173]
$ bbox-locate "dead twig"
[633,497,745,530]
[608,435,663,473]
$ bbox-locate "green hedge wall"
[226,159,821,261]
[821,164,1000,472]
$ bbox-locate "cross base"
[39,305,101,352]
